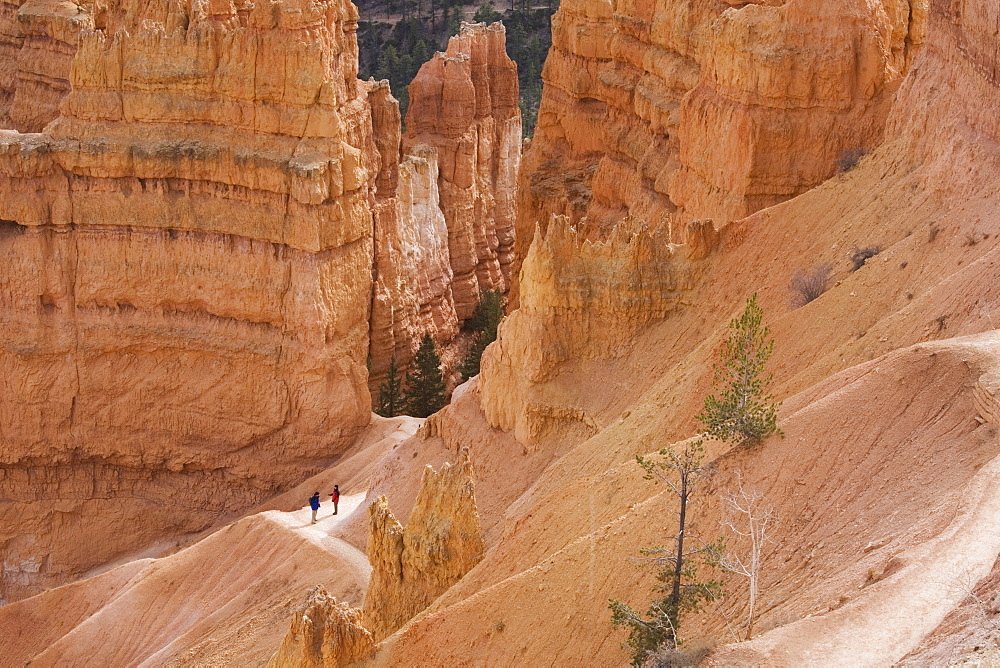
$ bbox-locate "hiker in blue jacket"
[309,492,321,524]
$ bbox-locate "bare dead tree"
[713,475,776,640]
[944,573,1000,634]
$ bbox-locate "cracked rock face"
[362,448,484,641]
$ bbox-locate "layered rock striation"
[403,22,521,321]
[0,4,518,600]
[362,448,484,641]
[514,0,928,278]
[0,0,95,131]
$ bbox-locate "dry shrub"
[789,264,832,308]
[836,148,866,172]
[646,640,717,668]
[849,246,881,271]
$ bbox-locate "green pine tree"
[412,39,431,72]
[447,9,462,37]
[458,289,504,380]
[374,354,402,417]
[609,441,723,666]
[473,1,501,23]
[457,334,488,380]
[402,334,448,417]
[695,293,781,446]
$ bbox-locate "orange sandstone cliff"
[5,0,1000,664]
[0,0,92,131]
[0,11,519,603]
[513,0,928,290]
[0,0,380,603]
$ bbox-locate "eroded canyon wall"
[0,0,379,603]
[0,12,519,601]
[515,0,928,275]
[481,218,698,447]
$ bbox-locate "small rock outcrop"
[268,585,374,668]
[480,218,695,446]
[362,448,484,641]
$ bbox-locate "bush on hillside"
[789,264,832,308]
[836,147,866,172]
[849,245,881,271]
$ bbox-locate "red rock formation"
[368,21,521,386]
[513,0,928,295]
[368,83,455,389]
[268,585,374,668]
[0,0,379,602]
[480,217,696,446]
[362,448,484,641]
[404,22,521,320]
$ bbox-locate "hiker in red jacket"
[331,485,340,515]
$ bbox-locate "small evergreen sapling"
[458,289,504,380]
[609,441,723,666]
[375,354,402,417]
[696,293,781,446]
[402,334,448,418]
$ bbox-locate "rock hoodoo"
[368,23,521,383]
[404,22,521,321]
[267,585,374,668]
[362,448,484,641]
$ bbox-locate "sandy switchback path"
[264,492,370,575]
